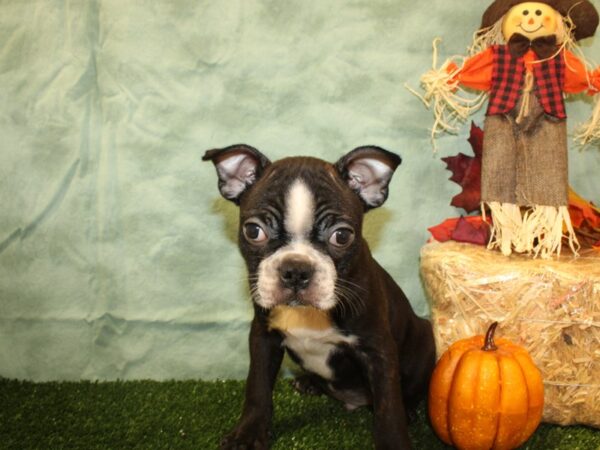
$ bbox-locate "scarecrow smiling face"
[482,0,599,42]
[502,2,560,40]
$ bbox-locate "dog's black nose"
[279,259,314,292]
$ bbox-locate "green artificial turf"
[0,378,599,449]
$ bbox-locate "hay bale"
[421,241,600,427]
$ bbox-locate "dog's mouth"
[253,280,336,310]
[285,297,305,307]
[273,287,316,308]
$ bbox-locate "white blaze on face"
[255,178,338,310]
[285,179,315,239]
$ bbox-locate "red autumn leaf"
[467,122,484,159]
[441,122,483,214]
[428,218,458,242]
[451,216,491,246]
[428,215,490,246]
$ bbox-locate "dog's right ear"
[203,144,271,204]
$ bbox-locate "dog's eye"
[243,222,268,244]
[329,228,355,248]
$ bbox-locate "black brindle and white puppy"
[203,144,436,450]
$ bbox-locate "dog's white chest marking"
[269,306,356,380]
[282,327,356,380]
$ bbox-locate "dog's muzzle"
[255,243,337,310]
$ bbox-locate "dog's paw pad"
[290,376,322,396]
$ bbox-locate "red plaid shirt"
[487,45,566,119]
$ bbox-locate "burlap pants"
[481,94,568,207]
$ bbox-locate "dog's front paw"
[220,427,269,450]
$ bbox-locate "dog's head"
[203,145,401,311]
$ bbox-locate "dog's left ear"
[203,144,271,204]
[335,146,402,210]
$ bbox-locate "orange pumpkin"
[428,322,544,450]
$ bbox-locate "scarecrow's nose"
[528,18,535,25]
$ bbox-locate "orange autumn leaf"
[568,187,600,252]
[568,188,600,230]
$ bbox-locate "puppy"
[203,144,436,450]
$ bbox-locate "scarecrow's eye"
[523,9,529,15]
[535,9,542,16]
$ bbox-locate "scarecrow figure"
[415,0,600,258]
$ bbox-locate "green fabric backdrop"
[1,0,598,381]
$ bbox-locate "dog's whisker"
[334,284,368,315]
[344,287,366,316]
[337,291,351,317]
[334,285,365,318]
[334,288,348,310]
[335,283,362,301]
[335,278,368,293]
[335,292,349,318]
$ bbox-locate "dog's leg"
[220,313,284,450]
[359,336,412,450]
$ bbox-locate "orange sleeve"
[563,50,599,95]
[446,47,494,92]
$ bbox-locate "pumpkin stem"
[482,322,499,351]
